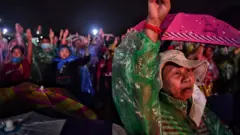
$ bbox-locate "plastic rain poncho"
[112,31,232,135]
[30,45,56,83]
[77,49,95,96]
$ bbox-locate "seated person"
[43,45,90,100]
[30,36,56,84]
[2,45,30,86]
[112,0,232,134]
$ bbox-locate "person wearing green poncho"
[112,0,232,134]
[30,29,57,83]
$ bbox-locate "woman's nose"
[182,73,192,84]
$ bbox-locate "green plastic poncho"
[112,31,161,135]
[30,45,56,83]
[112,31,232,135]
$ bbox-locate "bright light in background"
[92,29,98,36]
[8,37,11,40]
[3,28,8,35]
[40,36,43,39]
[36,31,40,35]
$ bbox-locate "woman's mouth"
[182,87,193,93]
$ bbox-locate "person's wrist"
[146,18,162,27]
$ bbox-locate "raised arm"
[15,23,25,46]
[61,29,69,45]
[49,28,55,45]
[26,29,33,64]
[74,37,91,65]
[112,0,170,134]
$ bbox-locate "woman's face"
[59,48,70,59]
[162,63,195,101]
[12,48,23,58]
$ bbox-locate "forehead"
[13,48,21,51]
[60,48,70,52]
[12,48,22,54]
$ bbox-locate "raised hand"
[99,28,104,38]
[49,28,55,40]
[147,0,171,26]
[26,29,32,41]
[76,32,79,37]
[59,29,64,40]
[113,37,119,45]
[63,29,69,39]
[26,28,33,64]
[37,25,42,34]
[15,23,24,34]
[61,29,69,45]
[54,36,58,45]
[88,34,91,41]
[145,0,171,42]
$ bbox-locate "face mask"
[41,43,51,49]
[11,57,22,63]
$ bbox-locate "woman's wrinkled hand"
[147,0,171,26]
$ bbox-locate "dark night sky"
[1,0,240,35]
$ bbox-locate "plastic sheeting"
[0,112,65,135]
[77,49,95,96]
[112,31,161,135]
[79,66,95,96]
[0,83,97,120]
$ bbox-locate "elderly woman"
[112,0,232,134]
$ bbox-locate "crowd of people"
[0,0,240,134]
[0,24,120,120]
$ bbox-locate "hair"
[58,45,72,54]
[41,36,50,42]
[10,45,25,55]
